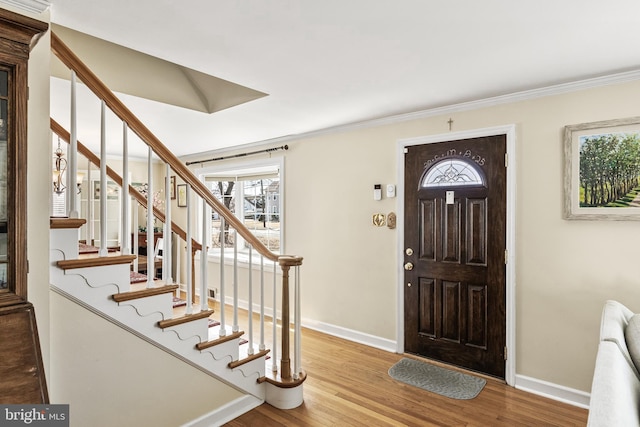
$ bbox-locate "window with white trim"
[199,159,283,262]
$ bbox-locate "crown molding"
[315,69,640,136]
[184,68,640,162]
[0,0,50,14]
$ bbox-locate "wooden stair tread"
[50,217,86,229]
[112,284,179,303]
[196,330,244,351]
[157,309,215,329]
[258,369,307,388]
[229,349,271,369]
[57,254,136,270]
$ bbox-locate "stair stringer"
[49,249,267,401]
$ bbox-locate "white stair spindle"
[87,165,93,245]
[99,100,107,257]
[175,239,181,299]
[219,215,226,337]
[259,255,265,351]
[146,146,154,288]
[69,70,78,218]
[232,230,239,333]
[163,164,172,283]
[247,246,254,355]
[186,184,193,315]
[121,122,130,255]
[132,199,138,272]
[201,201,208,311]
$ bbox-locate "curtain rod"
[186,144,289,166]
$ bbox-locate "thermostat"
[374,184,382,201]
[386,184,396,198]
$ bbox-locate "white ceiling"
[48,0,640,159]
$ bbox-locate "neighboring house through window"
[198,158,283,263]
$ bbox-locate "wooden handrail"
[51,31,278,262]
[50,118,202,252]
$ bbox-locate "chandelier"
[52,137,67,195]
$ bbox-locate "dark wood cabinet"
[132,232,163,277]
[132,231,163,256]
[0,9,48,308]
[0,8,48,404]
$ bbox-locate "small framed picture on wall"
[169,176,176,199]
[177,184,187,207]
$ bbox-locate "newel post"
[278,255,303,380]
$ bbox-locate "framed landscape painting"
[564,116,640,220]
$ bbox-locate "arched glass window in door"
[421,158,485,188]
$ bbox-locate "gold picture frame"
[168,176,176,199]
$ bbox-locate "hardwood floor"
[166,289,587,426]
[225,328,588,426]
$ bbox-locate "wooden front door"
[404,135,507,378]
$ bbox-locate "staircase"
[48,31,305,420]
[50,218,269,400]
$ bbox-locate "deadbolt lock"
[404,262,414,271]
[405,248,413,256]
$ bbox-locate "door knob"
[404,262,414,271]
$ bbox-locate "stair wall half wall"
[48,291,245,427]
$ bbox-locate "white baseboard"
[301,317,397,353]
[182,394,263,427]
[515,374,590,409]
[217,293,397,352]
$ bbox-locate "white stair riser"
[64,266,131,294]
[50,228,81,258]
[162,318,209,343]
[117,293,173,319]
[51,269,120,307]
[231,356,267,379]
[200,336,240,362]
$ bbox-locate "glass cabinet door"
[0,59,27,307]
[0,68,8,292]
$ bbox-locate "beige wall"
[189,79,640,393]
[49,292,243,426]
[21,7,52,386]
